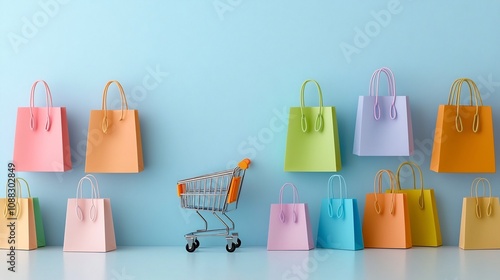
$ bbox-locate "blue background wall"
[1,0,500,247]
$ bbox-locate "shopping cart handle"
[238,158,251,170]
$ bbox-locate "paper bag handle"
[447,78,482,133]
[373,169,396,215]
[470,177,493,218]
[3,178,26,219]
[75,175,100,222]
[279,183,299,223]
[101,80,129,134]
[327,175,346,218]
[369,67,397,120]
[299,79,324,133]
[29,80,53,131]
[396,161,425,209]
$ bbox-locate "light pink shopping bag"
[63,175,116,252]
[353,67,414,156]
[13,80,72,172]
[267,183,314,251]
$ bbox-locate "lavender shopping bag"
[353,67,414,156]
[267,183,314,251]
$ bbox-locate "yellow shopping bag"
[459,178,500,249]
[392,162,442,246]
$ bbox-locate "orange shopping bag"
[85,80,144,173]
[13,80,72,172]
[459,178,500,249]
[363,169,412,249]
[430,78,495,173]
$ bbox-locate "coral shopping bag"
[353,67,413,156]
[267,183,314,250]
[430,78,495,173]
[284,79,342,172]
[317,175,363,250]
[393,162,442,247]
[459,178,500,249]
[0,178,37,250]
[85,80,144,173]
[363,170,412,249]
[63,175,116,252]
[13,80,72,172]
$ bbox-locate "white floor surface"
[1,246,500,280]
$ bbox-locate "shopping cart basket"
[177,158,251,252]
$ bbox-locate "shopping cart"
[177,158,251,252]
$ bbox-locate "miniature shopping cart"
[177,158,251,252]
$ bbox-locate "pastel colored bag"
[430,78,495,173]
[459,178,500,249]
[393,162,442,246]
[353,67,414,156]
[63,175,116,252]
[363,169,412,249]
[85,80,144,173]
[317,175,363,250]
[0,178,38,250]
[284,79,342,172]
[267,183,314,250]
[13,80,72,172]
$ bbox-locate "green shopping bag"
[17,178,46,247]
[284,79,342,172]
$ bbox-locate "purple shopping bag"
[267,183,314,251]
[353,67,414,156]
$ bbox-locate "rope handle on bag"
[396,161,425,210]
[300,79,324,133]
[101,80,129,134]
[470,177,493,219]
[279,183,299,223]
[75,175,100,222]
[3,178,23,219]
[327,175,346,218]
[447,78,483,133]
[369,67,397,120]
[373,169,396,215]
[29,80,53,131]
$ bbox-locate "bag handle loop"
[300,80,324,133]
[279,183,299,223]
[327,175,346,218]
[29,80,53,131]
[447,78,482,133]
[373,169,396,215]
[471,177,493,219]
[101,80,129,134]
[369,67,397,120]
[3,178,24,219]
[396,161,425,209]
[75,174,100,222]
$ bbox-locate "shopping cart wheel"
[226,243,236,253]
[194,239,200,248]
[235,238,241,248]
[186,243,196,253]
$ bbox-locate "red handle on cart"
[238,158,251,170]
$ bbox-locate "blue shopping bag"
[317,175,364,250]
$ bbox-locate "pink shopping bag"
[267,183,314,250]
[353,67,414,156]
[13,80,72,172]
[63,175,116,252]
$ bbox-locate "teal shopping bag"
[317,175,364,250]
